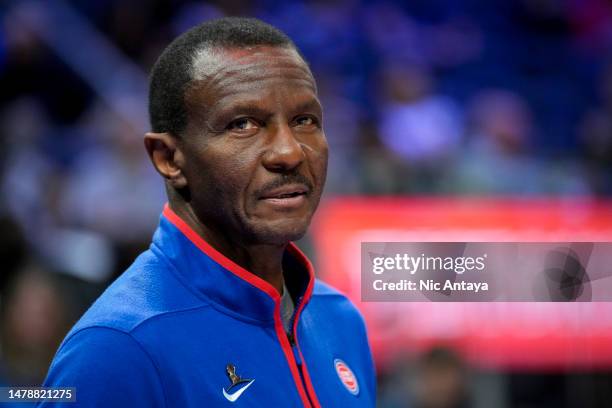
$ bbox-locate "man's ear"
[144,132,187,189]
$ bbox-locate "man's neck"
[169,201,286,295]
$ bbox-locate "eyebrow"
[211,104,274,124]
[291,98,323,115]
[212,97,323,122]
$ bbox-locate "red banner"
[310,197,612,371]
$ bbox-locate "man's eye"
[295,116,318,127]
[227,118,258,131]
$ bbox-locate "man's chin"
[246,219,310,245]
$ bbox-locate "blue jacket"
[40,206,376,407]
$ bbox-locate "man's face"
[179,46,328,245]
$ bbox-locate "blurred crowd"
[1,0,612,406]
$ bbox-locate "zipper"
[285,295,318,407]
[287,329,313,407]
[287,333,302,365]
[287,295,303,339]
[163,207,318,406]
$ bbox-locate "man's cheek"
[311,151,328,185]
[313,138,329,166]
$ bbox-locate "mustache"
[255,173,314,197]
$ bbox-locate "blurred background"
[0,0,611,407]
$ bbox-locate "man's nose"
[261,123,305,172]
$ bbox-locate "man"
[40,17,375,407]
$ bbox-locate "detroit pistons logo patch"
[334,359,359,396]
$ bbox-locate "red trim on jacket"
[288,244,322,408]
[162,204,280,300]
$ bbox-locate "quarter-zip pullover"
[39,205,376,407]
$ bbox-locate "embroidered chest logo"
[334,359,359,396]
[222,364,255,402]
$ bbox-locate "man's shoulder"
[41,325,167,407]
[310,279,364,323]
[312,278,349,298]
[69,248,206,339]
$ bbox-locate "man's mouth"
[258,184,309,209]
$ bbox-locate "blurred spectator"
[377,64,463,193]
[58,103,165,244]
[441,88,590,195]
[357,122,412,194]
[0,262,104,386]
[1,266,68,386]
[0,98,57,241]
[414,348,471,408]
[315,73,368,194]
[378,347,471,408]
[578,62,612,196]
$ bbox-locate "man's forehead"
[190,45,314,85]
[185,45,317,112]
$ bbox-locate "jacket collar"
[151,204,315,325]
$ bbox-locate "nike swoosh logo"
[222,379,255,402]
